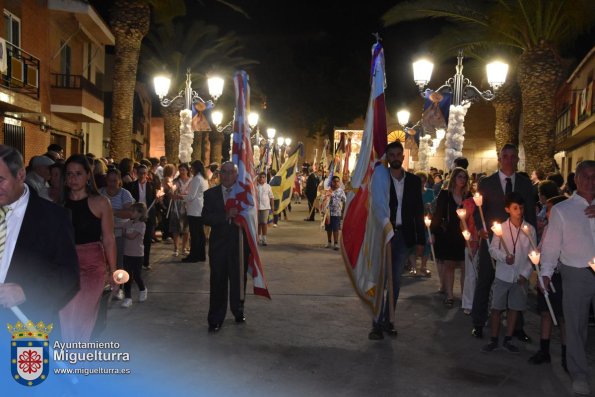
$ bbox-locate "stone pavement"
[99,202,594,397]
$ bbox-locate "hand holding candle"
[529,250,558,326]
[424,215,437,264]
[491,221,511,256]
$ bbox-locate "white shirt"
[256,183,274,210]
[489,218,534,283]
[184,174,209,217]
[156,166,164,180]
[138,182,147,204]
[0,184,30,283]
[498,170,516,193]
[391,173,405,226]
[540,193,595,278]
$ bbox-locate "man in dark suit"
[304,169,321,221]
[202,161,249,333]
[125,164,157,269]
[0,145,79,334]
[471,143,536,339]
[369,141,425,340]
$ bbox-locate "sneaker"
[173,250,179,257]
[273,224,278,228]
[121,298,132,308]
[164,237,173,244]
[528,350,551,364]
[502,341,520,353]
[333,243,339,251]
[481,341,498,353]
[183,248,190,256]
[572,380,591,395]
[116,289,125,301]
[139,288,148,302]
[325,242,331,248]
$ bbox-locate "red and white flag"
[226,70,271,299]
[340,42,391,318]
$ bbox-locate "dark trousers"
[208,256,248,326]
[143,218,154,267]
[306,196,316,220]
[123,255,146,298]
[187,215,206,261]
[472,239,524,330]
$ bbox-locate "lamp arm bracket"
[159,91,184,107]
[463,84,496,102]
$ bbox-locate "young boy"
[482,192,536,353]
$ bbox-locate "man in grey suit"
[471,144,536,339]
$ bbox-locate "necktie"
[505,177,513,195]
[0,206,11,262]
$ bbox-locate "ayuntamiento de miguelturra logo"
[7,320,51,387]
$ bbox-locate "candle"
[423,215,437,264]
[521,223,537,251]
[456,208,467,220]
[113,269,130,284]
[472,192,483,207]
[424,216,431,228]
[528,250,541,266]
[462,230,471,241]
[491,222,503,237]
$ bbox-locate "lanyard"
[508,221,522,255]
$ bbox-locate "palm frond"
[383,0,491,28]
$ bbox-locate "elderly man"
[25,155,54,200]
[540,160,595,395]
[202,161,250,332]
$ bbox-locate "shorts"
[258,210,270,224]
[536,271,563,317]
[324,216,341,232]
[491,277,528,311]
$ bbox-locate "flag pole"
[239,228,245,300]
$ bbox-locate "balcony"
[50,74,104,123]
[0,41,41,113]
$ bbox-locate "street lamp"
[412,50,508,106]
[397,109,410,127]
[153,68,224,163]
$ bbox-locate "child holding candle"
[121,202,149,308]
[528,195,567,370]
[482,192,535,353]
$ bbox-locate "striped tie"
[0,206,10,262]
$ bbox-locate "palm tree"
[140,19,255,162]
[383,0,595,173]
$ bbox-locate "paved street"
[96,202,593,397]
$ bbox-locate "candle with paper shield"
[456,208,466,220]
[462,230,471,241]
[491,222,511,255]
[424,216,437,264]
[472,193,488,233]
[528,250,558,326]
[113,269,130,284]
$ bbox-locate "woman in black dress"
[430,167,471,306]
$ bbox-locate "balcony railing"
[51,73,103,100]
[0,41,40,100]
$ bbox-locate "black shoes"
[208,323,222,333]
[235,314,246,323]
[381,322,398,337]
[471,326,483,339]
[368,327,384,340]
[513,329,532,343]
[528,350,551,364]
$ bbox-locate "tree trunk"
[192,131,202,162]
[209,131,224,164]
[517,45,562,173]
[108,0,150,161]
[201,132,210,164]
[161,102,185,164]
[492,71,521,153]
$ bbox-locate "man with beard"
[368,141,425,340]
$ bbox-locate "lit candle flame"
[491,222,503,237]
[462,230,471,241]
[472,193,483,207]
[113,270,130,284]
[456,208,467,220]
[528,250,541,266]
[424,216,431,228]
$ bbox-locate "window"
[60,40,71,82]
[3,122,25,155]
[3,10,20,47]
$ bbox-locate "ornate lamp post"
[412,50,508,168]
[153,68,224,163]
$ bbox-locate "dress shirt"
[540,192,595,278]
[0,184,30,282]
[185,175,209,216]
[138,182,147,204]
[498,170,516,194]
[256,183,274,210]
[488,219,534,283]
[223,186,233,204]
[391,173,406,226]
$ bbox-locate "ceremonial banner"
[270,144,302,215]
[227,70,270,299]
[341,42,391,317]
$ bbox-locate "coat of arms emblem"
[7,320,52,386]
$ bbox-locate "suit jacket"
[2,189,79,327]
[202,185,249,265]
[474,171,537,233]
[388,171,426,248]
[125,180,157,217]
